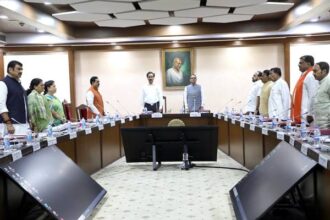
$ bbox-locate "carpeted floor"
[89,150,247,220]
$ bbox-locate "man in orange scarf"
[291,55,319,123]
[86,76,105,119]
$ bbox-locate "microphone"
[269,107,292,121]
[221,98,235,113]
[105,100,120,115]
[116,99,132,117]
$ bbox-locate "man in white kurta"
[268,67,291,120]
[142,72,163,112]
[312,62,330,128]
[245,71,263,114]
[292,55,319,123]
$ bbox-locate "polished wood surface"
[101,124,121,167]
[218,119,229,154]
[244,128,263,170]
[264,134,281,156]
[56,137,76,162]
[68,49,77,119]
[76,129,102,175]
[228,123,244,165]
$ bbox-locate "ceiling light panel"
[53,11,110,22]
[95,19,145,28]
[175,7,229,18]
[71,1,135,14]
[116,10,169,20]
[24,0,85,4]
[149,17,197,25]
[203,14,253,23]
[207,0,267,8]
[235,2,294,15]
[140,0,200,11]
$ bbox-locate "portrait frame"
[162,48,194,90]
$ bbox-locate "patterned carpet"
[89,150,247,220]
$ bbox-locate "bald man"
[166,57,184,86]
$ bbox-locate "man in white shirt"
[166,57,184,86]
[245,71,263,114]
[292,55,319,123]
[142,72,163,112]
[268,67,291,120]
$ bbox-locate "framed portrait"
[162,48,193,90]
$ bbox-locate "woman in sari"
[27,78,53,132]
[44,80,66,126]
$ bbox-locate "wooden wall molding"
[0,49,4,79]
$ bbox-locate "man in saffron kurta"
[291,55,319,123]
[86,76,105,119]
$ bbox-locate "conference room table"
[0,113,330,219]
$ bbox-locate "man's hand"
[6,123,15,134]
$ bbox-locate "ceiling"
[0,0,330,46]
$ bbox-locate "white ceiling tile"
[235,2,294,15]
[175,7,229,18]
[203,14,253,23]
[116,10,169,20]
[207,0,267,8]
[53,11,110,22]
[95,19,145,27]
[24,0,85,4]
[140,0,200,11]
[71,1,135,14]
[149,17,197,25]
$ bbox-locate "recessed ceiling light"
[305,34,312,37]
[310,18,319,22]
[44,2,52,5]
[0,15,9,20]
[37,29,45,33]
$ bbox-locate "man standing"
[245,71,263,114]
[166,57,184,86]
[259,70,274,117]
[86,76,105,119]
[312,62,330,128]
[291,55,319,123]
[142,72,163,112]
[268,67,291,120]
[184,74,204,112]
[0,60,28,134]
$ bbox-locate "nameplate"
[276,132,285,140]
[121,119,125,124]
[218,115,221,119]
[98,124,104,131]
[69,132,77,139]
[136,115,140,120]
[224,116,228,121]
[32,142,41,152]
[151,113,163,118]
[213,113,217,118]
[12,150,22,161]
[319,155,328,168]
[110,121,115,127]
[190,112,201,117]
[289,136,295,146]
[262,128,268,135]
[240,121,245,128]
[78,215,86,220]
[85,128,92,135]
[231,119,236,124]
[301,144,309,155]
[129,116,133,121]
[250,124,255,131]
[47,137,57,146]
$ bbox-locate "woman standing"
[44,80,66,126]
[27,78,53,132]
